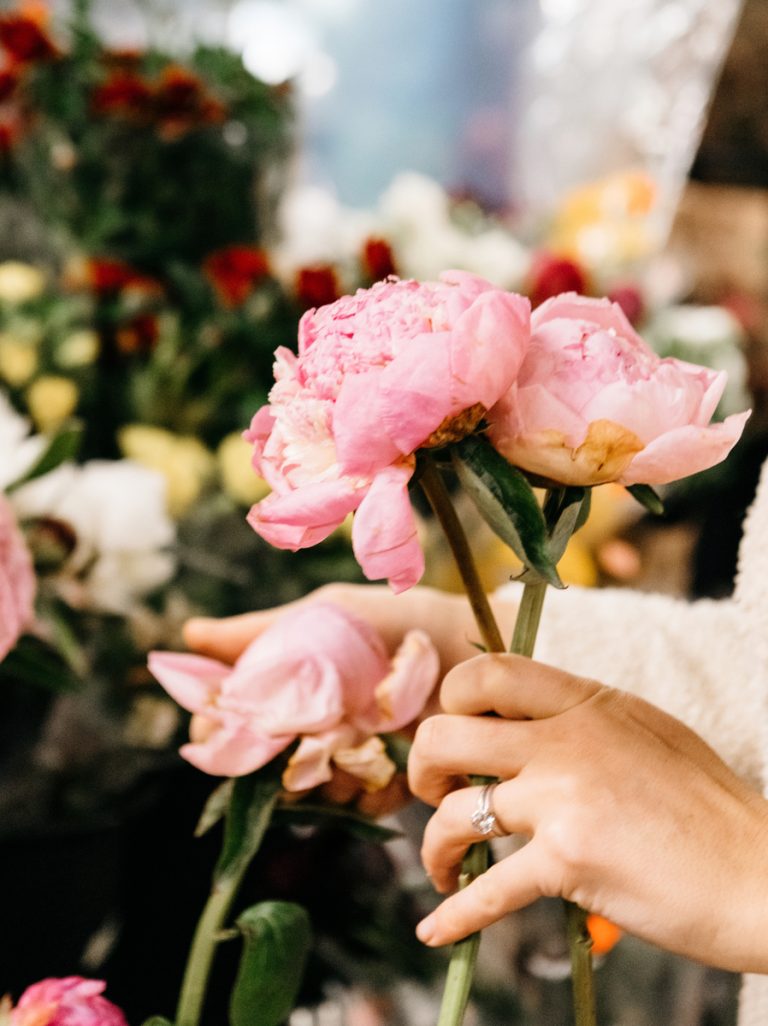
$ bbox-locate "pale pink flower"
[148,601,439,791]
[11,977,128,1026]
[245,272,530,591]
[488,293,750,486]
[0,493,35,662]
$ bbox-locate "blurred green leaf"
[544,487,591,564]
[0,636,80,693]
[452,437,562,587]
[627,483,665,516]
[215,768,282,886]
[141,1018,175,1026]
[274,802,403,843]
[7,421,82,492]
[195,778,234,838]
[229,901,311,1026]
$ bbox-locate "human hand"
[408,653,768,973]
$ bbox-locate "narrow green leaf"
[627,483,665,516]
[215,769,281,886]
[195,778,235,837]
[545,487,590,564]
[229,901,312,1026]
[141,1017,175,1026]
[274,802,403,843]
[0,636,80,692]
[452,437,562,587]
[7,421,83,492]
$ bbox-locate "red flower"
[0,67,19,102]
[116,314,159,354]
[362,237,397,282]
[0,11,58,64]
[527,251,588,308]
[85,257,160,298]
[92,71,153,120]
[0,117,19,152]
[607,283,645,326]
[295,265,340,310]
[154,65,227,141]
[204,245,271,307]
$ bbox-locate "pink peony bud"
[149,601,439,791]
[0,493,35,662]
[11,977,128,1026]
[487,292,749,487]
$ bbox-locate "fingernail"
[416,914,437,945]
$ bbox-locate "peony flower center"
[423,403,486,449]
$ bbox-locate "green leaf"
[215,769,282,886]
[544,487,591,564]
[273,802,403,843]
[452,437,562,587]
[0,636,80,693]
[195,778,234,838]
[141,1018,175,1026]
[7,421,82,492]
[627,483,665,516]
[229,901,312,1026]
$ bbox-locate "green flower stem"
[419,457,505,654]
[567,902,597,1026]
[175,790,278,1026]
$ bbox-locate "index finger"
[440,653,602,720]
[183,609,280,662]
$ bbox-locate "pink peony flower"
[11,977,128,1026]
[487,293,750,487]
[0,493,35,662]
[245,272,530,591]
[148,601,439,791]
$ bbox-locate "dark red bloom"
[0,118,18,152]
[154,65,227,140]
[295,265,340,310]
[527,251,589,308]
[0,13,58,63]
[0,68,19,102]
[116,314,160,354]
[204,245,271,307]
[362,237,397,282]
[86,257,160,298]
[607,283,645,326]
[92,71,153,119]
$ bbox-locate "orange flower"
[295,265,339,310]
[362,237,397,282]
[0,4,58,64]
[586,913,623,956]
[203,245,271,307]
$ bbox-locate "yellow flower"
[119,423,215,518]
[217,431,269,506]
[0,334,38,385]
[0,261,46,304]
[26,375,79,430]
[56,329,100,368]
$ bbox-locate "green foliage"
[229,902,312,1026]
[215,768,283,886]
[7,419,82,490]
[627,483,665,515]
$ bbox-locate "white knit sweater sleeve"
[497,460,768,790]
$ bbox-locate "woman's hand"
[408,653,768,974]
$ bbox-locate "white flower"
[12,459,176,614]
[0,389,45,491]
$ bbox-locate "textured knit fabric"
[497,459,768,1024]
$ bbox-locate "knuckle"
[412,713,452,757]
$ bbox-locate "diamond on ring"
[470,781,501,837]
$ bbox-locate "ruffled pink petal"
[181,723,292,777]
[333,736,396,792]
[532,292,647,350]
[148,651,230,714]
[351,463,423,593]
[282,725,357,792]
[620,410,751,485]
[372,629,440,732]
[247,479,364,550]
[333,370,405,475]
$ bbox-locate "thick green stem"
[566,902,597,1026]
[175,791,277,1026]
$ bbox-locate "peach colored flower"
[149,601,439,791]
[488,293,749,486]
[246,272,530,591]
[11,977,127,1026]
[0,493,35,662]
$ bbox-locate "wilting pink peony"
[245,272,530,591]
[0,493,35,662]
[11,977,128,1026]
[149,601,439,791]
[488,293,750,486]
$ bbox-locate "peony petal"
[148,651,230,714]
[181,723,292,777]
[282,725,357,792]
[333,735,396,792]
[620,410,751,486]
[333,370,405,475]
[352,463,424,592]
[532,292,647,350]
[372,629,440,732]
[247,478,364,550]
